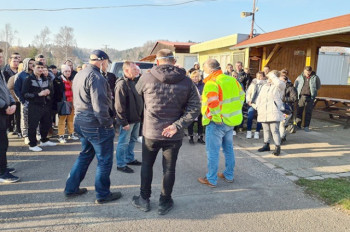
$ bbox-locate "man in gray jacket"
[0,49,20,183]
[294,66,321,132]
[64,50,121,204]
[132,49,200,215]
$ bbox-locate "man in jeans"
[198,59,245,188]
[115,61,143,173]
[0,49,20,183]
[64,50,121,204]
[132,49,200,215]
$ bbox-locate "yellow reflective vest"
[201,73,245,126]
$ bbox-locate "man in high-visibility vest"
[198,59,245,187]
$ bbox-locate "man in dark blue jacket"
[64,50,122,204]
[14,58,34,143]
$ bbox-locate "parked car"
[109,61,156,79]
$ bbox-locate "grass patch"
[296,177,350,210]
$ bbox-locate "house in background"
[190,34,249,71]
[142,40,198,70]
[232,14,350,99]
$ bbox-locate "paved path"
[235,118,350,180]
[1,132,350,232]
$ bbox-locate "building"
[232,14,350,99]
[190,34,249,71]
[143,40,198,70]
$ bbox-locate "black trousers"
[0,115,9,174]
[187,114,203,136]
[140,138,182,201]
[28,104,51,147]
[296,95,314,128]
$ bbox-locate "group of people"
[186,60,321,157]
[0,47,321,216]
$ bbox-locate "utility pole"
[250,0,256,39]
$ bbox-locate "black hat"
[90,50,111,63]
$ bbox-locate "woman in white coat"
[255,70,286,156]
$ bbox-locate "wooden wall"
[318,85,350,99]
[266,44,307,83]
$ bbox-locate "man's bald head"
[156,49,176,65]
[203,59,221,74]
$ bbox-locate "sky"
[0,0,349,51]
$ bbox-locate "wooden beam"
[265,44,281,66]
[261,47,267,70]
[305,40,317,68]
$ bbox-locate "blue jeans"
[64,124,115,200]
[205,122,235,185]
[116,122,140,167]
[246,106,262,132]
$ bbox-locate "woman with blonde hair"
[53,65,78,143]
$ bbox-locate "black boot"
[198,136,205,144]
[272,145,281,156]
[281,136,286,144]
[258,143,270,152]
[189,136,194,144]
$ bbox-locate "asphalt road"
[1,135,350,232]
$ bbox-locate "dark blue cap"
[90,50,111,63]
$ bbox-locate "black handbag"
[57,91,72,116]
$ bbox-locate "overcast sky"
[1,0,349,50]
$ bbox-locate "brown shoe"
[197,177,216,188]
[217,173,234,183]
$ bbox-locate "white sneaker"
[29,146,42,152]
[137,136,143,143]
[58,136,67,144]
[24,137,30,145]
[40,141,57,147]
[68,134,79,140]
[233,130,237,136]
[246,131,252,139]
[254,131,260,139]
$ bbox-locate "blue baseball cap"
[90,50,111,63]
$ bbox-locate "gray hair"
[205,59,221,72]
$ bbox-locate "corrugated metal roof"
[232,14,350,49]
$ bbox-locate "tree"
[33,26,51,55]
[0,23,17,64]
[54,26,76,64]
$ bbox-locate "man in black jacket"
[115,61,143,173]
[132,49,200,215]
[0,49,20,183]
[22,61,56,152]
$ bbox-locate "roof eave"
[231,26,350,50]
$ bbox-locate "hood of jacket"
[22,58,34,73]
[150,64,186,84]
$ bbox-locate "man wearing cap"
[132,49,200,215]
[64,50,121,204]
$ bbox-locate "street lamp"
[241,0,259,39]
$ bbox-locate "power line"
[0,0,217,12]
[254,22,266,33]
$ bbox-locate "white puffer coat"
[256,74,286,123]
